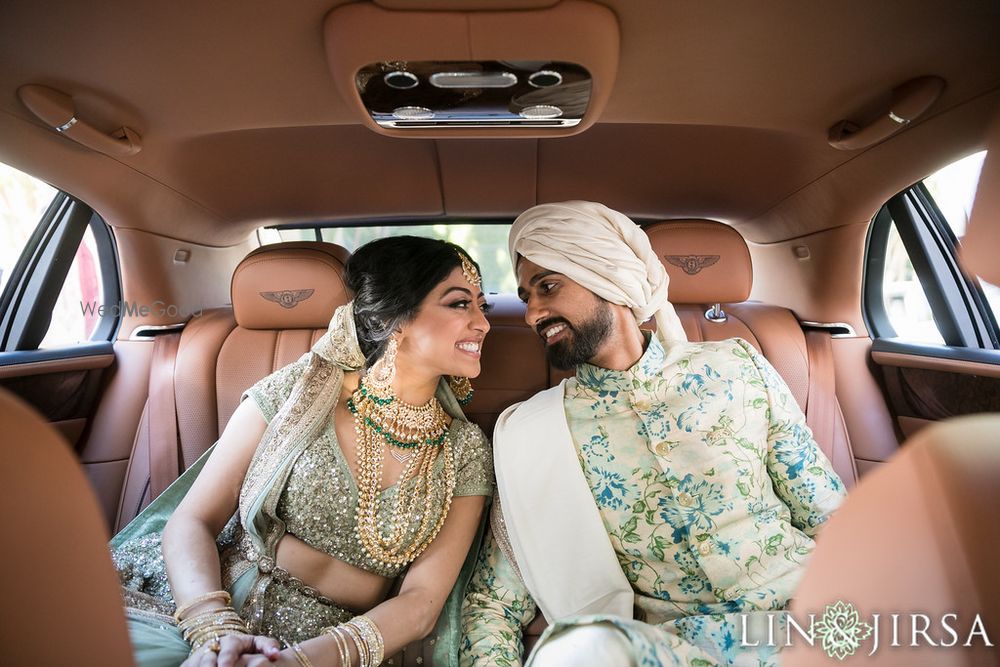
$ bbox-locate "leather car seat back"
[1,389,134,666]
[115,242,351,531]
[647,220,859,488]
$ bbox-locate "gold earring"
[448,375,474,406]
[366,337,398,395]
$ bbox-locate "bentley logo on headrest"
[664,255,720,275]
[259,289,315,309]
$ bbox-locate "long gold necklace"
[347,376,456,567]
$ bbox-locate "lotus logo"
[260,289,315,309]
[664,254,720,275]
[814,601,873,659]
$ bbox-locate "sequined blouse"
[243,358,495,578]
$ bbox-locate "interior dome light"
[518,104,562,119]
[384,71,419,89]
[392,106,435,120]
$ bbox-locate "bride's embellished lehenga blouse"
[112,305,493,667]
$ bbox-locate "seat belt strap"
[804,329,837,462]
[148,332,182,500]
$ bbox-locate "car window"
[37,223,105,349]
[260,223,516,293]
[924,150,999,320]
[0,161,118,352]
[865,150,994,349]
[0,161,57,294]
[882,220,943,344]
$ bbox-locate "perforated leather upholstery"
[1,388,134,666]
[647,220,858,489]
[115,242,350,531]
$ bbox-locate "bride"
[113,236,494,667]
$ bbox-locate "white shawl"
[492,382,634,622]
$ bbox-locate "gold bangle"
[347,616,384,666]
[186,627,248,649]
[323,626,353,667]
[179,606,249,649]
[290,643,315,667]
[183,619,247,637]
[177,606,244,631]
[339,623,370,667]
[177,609,246,634]
[173,590,231,622]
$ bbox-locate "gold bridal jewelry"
[448,375,474,406]
[365,336,397,394]
[346,337,456,567]
[322,616,384,667]
[459,250,482,289]
[174,592,250,653]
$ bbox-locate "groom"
[460,202,845,666]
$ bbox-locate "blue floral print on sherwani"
[461,336,845,666]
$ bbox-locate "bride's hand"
[181,634,282,667]
[236,648,301,666]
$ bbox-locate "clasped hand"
[181,633,289,667]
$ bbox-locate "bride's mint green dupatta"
[112,302,489,667]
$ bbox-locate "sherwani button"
[698,542,713,556]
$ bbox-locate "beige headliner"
[0,0,999,246]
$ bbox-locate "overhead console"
[323,1,619,138]
[356,60,592,129]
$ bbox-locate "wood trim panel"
[0,353,114,379]
[871,350,1000,379]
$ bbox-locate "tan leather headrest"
[231,242,351,330]
[962,112,1000,285]
[645,220,752,304]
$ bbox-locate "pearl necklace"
[348,377,455,567]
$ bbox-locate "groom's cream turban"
[509,201,688,344]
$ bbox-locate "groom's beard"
[543,300,615,370]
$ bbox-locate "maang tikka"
[459,251,482,289]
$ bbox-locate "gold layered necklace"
[347,375,456,567]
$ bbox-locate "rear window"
[259,223,516,293]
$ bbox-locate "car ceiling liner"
[322,0,620,138]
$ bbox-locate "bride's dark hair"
[345,236,482,368]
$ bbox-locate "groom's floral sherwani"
[461,336,846,666]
